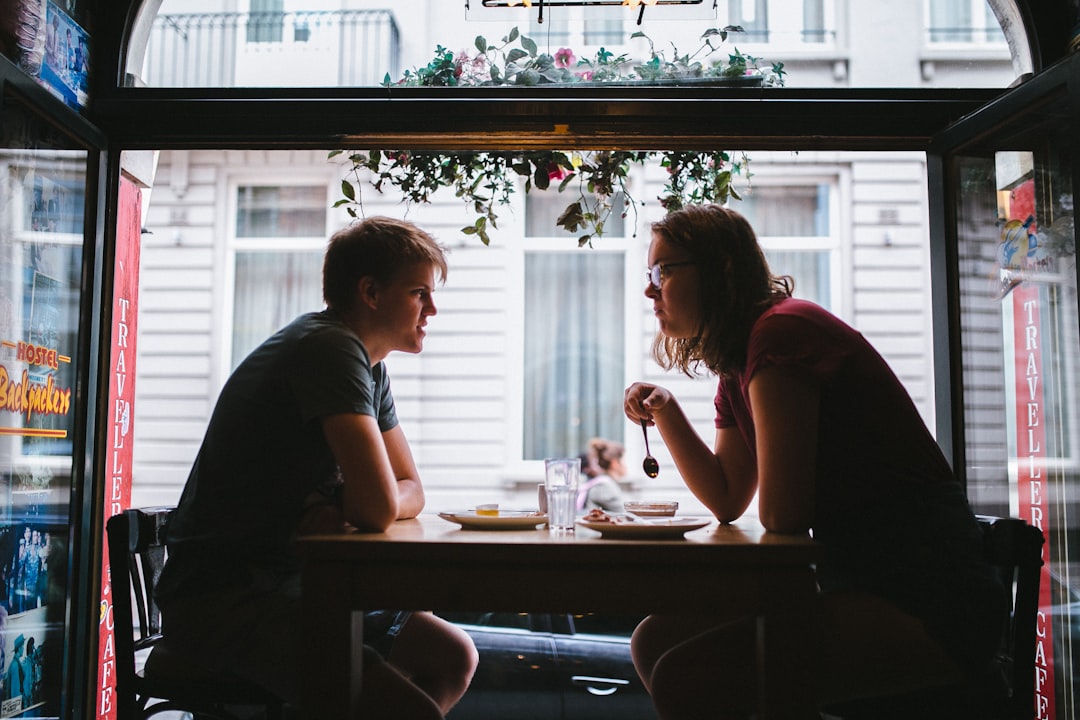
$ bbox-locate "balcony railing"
[141,10,400,88]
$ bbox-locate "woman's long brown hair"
[651,204,793,377]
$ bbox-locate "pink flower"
[547,163,569,182]
[554,48,575,68]
[575,70,593,81]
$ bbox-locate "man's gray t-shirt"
[157,310,397,604]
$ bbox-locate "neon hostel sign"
[0,339,72,437]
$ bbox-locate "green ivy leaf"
[534,164,550,190]
[340,180,356,201]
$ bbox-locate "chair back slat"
[106,507,174,720]
[976,514,1045,719]
[106,506,285,720]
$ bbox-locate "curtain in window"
[802,0,826,43]
[734,185,832,309]
[735,185,827,236]
[523,252,625,460]
[247,0,284,43]
[729,0,769,41]
[232,251,323,368]
[763,250,832,310]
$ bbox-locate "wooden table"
[298,513,822,719]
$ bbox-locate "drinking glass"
[544,458,581,532]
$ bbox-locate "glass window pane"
[232,251,324,368]
[954,133,1077,715]
[736,185,828,237]
[236,185,326,238]
[803,0,827,43]
[523,252,624,460]
[137,1,1023,89]
[730,0,769,41]
[929,0,972,43]
[0,98,86,719]
[764,249,832,310]
[525,190,626,239]
[247,0,284,43]
[582,7,625,46]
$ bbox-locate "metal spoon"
[640,419,660,478]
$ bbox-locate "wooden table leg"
[756,567,819,719]
[302,563,362,718]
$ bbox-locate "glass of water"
[544,457,581,532]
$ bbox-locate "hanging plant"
[332,27,782,245]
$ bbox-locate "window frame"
[503,182,643,480]
[218,172,335,387]
[736,169,848,319]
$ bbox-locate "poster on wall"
[36,2,89,110]
[0,0,90,111]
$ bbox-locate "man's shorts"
[363,609,413,659]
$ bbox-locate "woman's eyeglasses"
[646,262,694,290]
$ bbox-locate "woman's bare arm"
[748,366,819,533]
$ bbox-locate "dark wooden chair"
[107,507,287,720]
[823,514,1045,720]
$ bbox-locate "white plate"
[576,516,712,539]
[437,510,548,530]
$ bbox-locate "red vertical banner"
[97,177,142,718]
[1006,178,1056,720]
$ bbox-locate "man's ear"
[357,276,379,309]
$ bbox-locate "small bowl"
[623,500,679,517]
[475,503,500,516]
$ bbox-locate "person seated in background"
[155,216,477,719]
[623,204,1005,719]
[577,438,627,513]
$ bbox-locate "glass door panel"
[0,95,88,718]
[951,83,1078,720]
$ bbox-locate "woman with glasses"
[623,204,1004,719]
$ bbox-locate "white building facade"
[126,0,1019,511]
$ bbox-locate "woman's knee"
[393,613,478,679]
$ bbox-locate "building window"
[735,183,837,311]
[802,0,827,43]
[523,251,626,460]
[231,184,327,368]
[927,0,1006,44]
[246,0,284,43]
[524,189,626,239]
[721,0,836,47]
[729,0,769,42]
[528,7,626,50]
[521,189,629,460]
